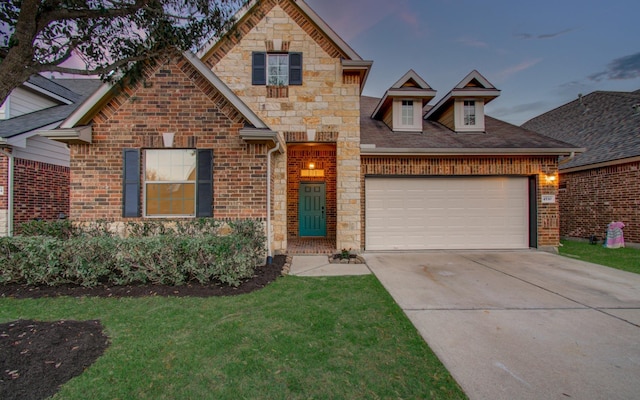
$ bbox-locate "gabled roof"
[199,0,362,62]
[372,69,437,120]
[23,75,83,104]
[197,0,372,93]
[0,78,101,139]
[61,51,270,131]
[522,90,640,170]
[425,70,501,120]
[360,96,582,155]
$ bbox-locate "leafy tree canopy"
[0,0,246,104]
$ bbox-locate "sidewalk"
[288,255,371,276]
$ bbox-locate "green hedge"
[0,219,266,287]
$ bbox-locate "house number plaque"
[541,194,556,204]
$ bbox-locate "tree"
[0,0,246,104]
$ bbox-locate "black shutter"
[122,149,140,218]
[289,52,303,85]
[252,52,266,85]
[196,149,213,217]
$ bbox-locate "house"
[43,0,581,254]
[522,90,640,245]
[0,75,101,235]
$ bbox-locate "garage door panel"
[366,177,529,250]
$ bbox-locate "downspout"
[0,149,14,237]
[266,142,280,263]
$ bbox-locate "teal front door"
[299,182,326,237]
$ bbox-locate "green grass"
[559,240,640,274]
[0,275,466,399]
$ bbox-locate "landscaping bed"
[0,255,287,400]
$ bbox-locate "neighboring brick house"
[523,90,640,245]
[47,0,580,254]
[0,75,101,235]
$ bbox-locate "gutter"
[266,142,281,263]
[0,149,14,237]
[360,146,585,156]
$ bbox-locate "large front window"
[267,54,289,86]
[464,100,476,125]
[144,149,196,216]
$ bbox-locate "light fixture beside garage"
[542,167,557,184]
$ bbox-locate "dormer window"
[401,100,414,125]
[454,99,485,132]
[464,100,476,126]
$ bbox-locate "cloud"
[457,37,488,48]
[494,58,543,82]
[515,28,574,40]
[589,52,640,81]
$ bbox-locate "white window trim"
[143,149,197,218]
[455,99,485,132]
[392,99,423,132]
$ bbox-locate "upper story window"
[464,100,476,125]
[252,52,303,86]
[401,100,414,125]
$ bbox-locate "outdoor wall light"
[544,174,557,183]
[308,162,315,170]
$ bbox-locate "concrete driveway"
[365,250,640,400]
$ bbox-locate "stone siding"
[206,0,362,251]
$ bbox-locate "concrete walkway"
[365,251,640,400]
[288,255,371,276]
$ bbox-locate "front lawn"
[0,275,466,399]
[559,240,640,274]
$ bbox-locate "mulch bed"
[0,255,286,400]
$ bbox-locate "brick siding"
[559,161,640,244]
[14,159,70,227]
[287,144,337,238]
[361,155,560,248]
[69,53,269,223]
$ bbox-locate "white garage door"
[366,177,529,250]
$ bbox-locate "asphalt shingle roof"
[522,90,640,169]
[360,96,577,152]
[0,78,101,139]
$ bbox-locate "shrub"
[1,219,267,288]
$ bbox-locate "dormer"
[425,70,500,133]
[371,70,436,132]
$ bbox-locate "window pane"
[146,183,195,216]
[145,149,196,182]
[402,100,413,125]
[464,100,476,125]
[267,54,288,86]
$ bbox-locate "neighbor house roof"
[0,78,101,139]
[522,90,640,171]
[360,96,582,155]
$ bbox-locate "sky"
[304,0,640,125]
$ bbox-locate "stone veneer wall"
[287,144,337,239]
[69,53,269,223]
[361,155,560,249]
[559,160,640,244]
[205,0,362,251]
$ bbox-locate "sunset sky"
[305,0,640,125]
